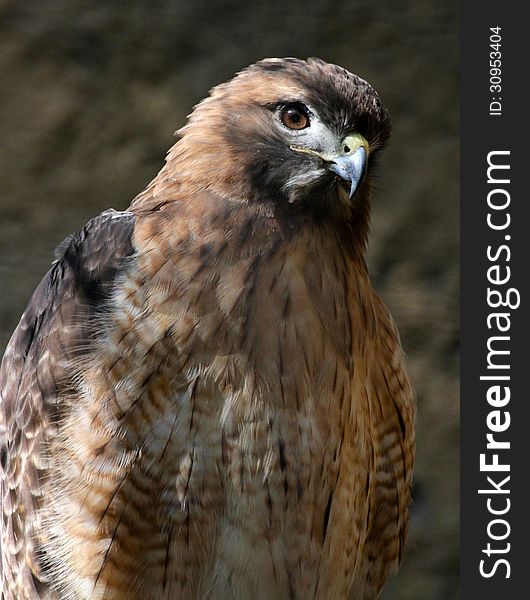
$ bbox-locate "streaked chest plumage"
[39,213,385,600]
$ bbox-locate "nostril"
[344,145,351,153]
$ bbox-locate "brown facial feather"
[1,58,413,600]
[132,57,390,236]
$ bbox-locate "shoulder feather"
[0,209,135,598]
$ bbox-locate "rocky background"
[0,1,458,598]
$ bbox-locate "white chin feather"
[283,169,324,199]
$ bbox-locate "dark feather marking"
[183,450,194,505]
[332,300,339,334]
[322,492,333,542]
[207,319,226,342]
[163,524,175,590]
[312,569,321,598]
[239,261,261,334]
[239,456,245,494]
[177,321,200,347]
[191,260,208,279]
[332,363,339,394]
[361,298,370,329]
[296,475,303,500]
[268,272,279,294]
[152,200,170,212]
[21,314,41,361]
[89,379,120,427]
[237,218,254,248]
[282,292,291,320]
[301,344,311,377]
[239,262,260,350]
[140,372,154,388]
[142,332,170,360]
[92,445,105,458]
[215,239,228,259]
[342,271,354,360]
[394,476,404,563]
[333,437,343,462]
[107,355,124,374]
[265,481,274,531]
[116,360,164,423]
[221,431,228,465]
[0,444,8,470]
[392,398,407,441]
[278,337,284,380]
[293,378,301,412]
[93,512,124,592]
[366,496,372,532]
[96,467,131,527]
[379,363,407,441]
[293,320,300,346]
[189,377,200,433]
[277,338,288,416]
[278,439,286,472]
[159,410,180,465]
[184,508,191,550]
[253,60,292,72]
[287,572,296,600]
[136,385,158,425]
[147,253,171,281]
[116,392,144,425]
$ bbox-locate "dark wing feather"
[0,209,135,599]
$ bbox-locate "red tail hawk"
[0,57,415,600]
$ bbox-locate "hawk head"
[162,58,391,222]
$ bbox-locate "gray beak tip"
[329,146,367,200]
[347,146,367,199]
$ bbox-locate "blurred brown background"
[0,1,458,598]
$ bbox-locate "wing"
[353,298,416,600]
[0,210,135,599]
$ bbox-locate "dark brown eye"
[280,104,310,130]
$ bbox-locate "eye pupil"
[280,104,309,130]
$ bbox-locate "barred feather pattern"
[1,198,414,599]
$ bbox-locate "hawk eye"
[280,104,310,130]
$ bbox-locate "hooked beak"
[327,134,369,199]
[289,132,369,200]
